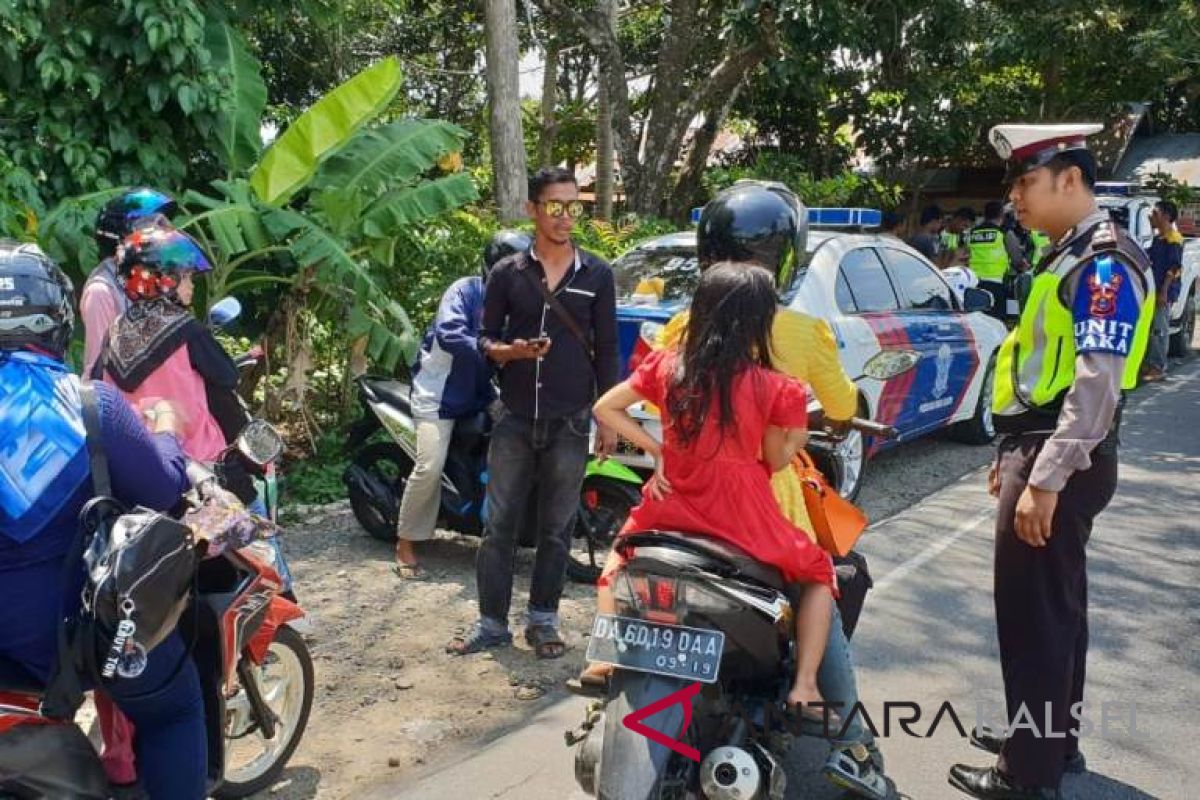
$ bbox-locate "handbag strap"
[80,381,112,498]
[518,262,594,361]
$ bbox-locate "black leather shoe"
[948,765,1062,799]
[969,727,1087,774]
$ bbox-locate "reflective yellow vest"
[1029,231,1052,266]
[994,243,1153,417]
[967,224,1010,281]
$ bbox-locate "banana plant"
[175,41,478,371]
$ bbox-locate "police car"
[611,208,1009,499]
[1095,182,1199,357]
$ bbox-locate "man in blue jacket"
[394,231,531,576]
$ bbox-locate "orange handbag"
[792,452,868,557]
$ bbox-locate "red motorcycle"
[0,443,314,799]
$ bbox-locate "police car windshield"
[613,232,827,303]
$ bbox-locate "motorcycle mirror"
[208,296,243,329]
[862,349,920,381]
[237,419,284,466]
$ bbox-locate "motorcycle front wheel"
[216,625,315,799]
[345,442,413,542]
[568,476,640,584]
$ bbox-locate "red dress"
[619,349,835,589]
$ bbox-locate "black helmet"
[95,188,178,258]
[696,180,808,287]
[482,230,532,280]
[0,240,75,356]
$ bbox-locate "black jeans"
[476,408,591,631]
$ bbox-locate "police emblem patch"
[1087,272,1123,318]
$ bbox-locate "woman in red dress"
[589,262,834,713]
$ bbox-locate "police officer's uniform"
[949,124,1155,799]
[967,221,1014,323]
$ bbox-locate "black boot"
[948,765,1062,799]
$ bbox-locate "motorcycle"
[569,417,896,800]
[0,426,314,799]
[342,374,644,583]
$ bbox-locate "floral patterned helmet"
[117,225,213,302]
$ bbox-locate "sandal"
[392,562,426,580]
[785,703,845,739]
[445,625,512,656]
[524,624,567,660]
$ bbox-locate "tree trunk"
[593,0,617,221]
[671,84,744,223]
[484,0,528,222]
[537,37,560,168]
[595,79,614,221]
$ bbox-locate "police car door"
[878,246,978,434]
[834,247,922,436]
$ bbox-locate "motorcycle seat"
[0,654,45,695]
[620,530,789,595]
[363,379,413,415]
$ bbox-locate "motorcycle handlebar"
[808,410,899,441]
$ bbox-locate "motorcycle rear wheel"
[215,625,315,798]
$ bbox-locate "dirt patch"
[251,504,597,800]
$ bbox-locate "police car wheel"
[1169,290,1195,359]
[951,356,997,445]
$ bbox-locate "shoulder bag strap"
[518,262,594,361]
[80,381,112,498]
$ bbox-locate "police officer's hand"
[1015,485,1058,547]
[987,462,1001,498]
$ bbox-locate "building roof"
[1114,134,1200,185]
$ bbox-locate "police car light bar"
[1095,182,1135,196]
[808,208,883,229]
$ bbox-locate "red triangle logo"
[621,681,702,762]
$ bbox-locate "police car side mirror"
[962,287,994,313]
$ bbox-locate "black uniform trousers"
[993,432,1119,789]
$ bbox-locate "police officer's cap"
[989,123,1102,181]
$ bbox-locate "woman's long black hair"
[666,261,777,446]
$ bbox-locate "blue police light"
[1095,182,1134,197]
[690,207,704,225]
[808,208,883,229]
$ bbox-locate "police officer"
[949,124,1155,800]
[940,206,976,267]
[967,200,1023,323]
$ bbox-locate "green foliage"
[706,153,904,211]
[571,217,679,262]
[281,432,351,505]
[0,0,229,199]
[204,20,266,173]
[250,57,403,205]
[1143,172,1199,210]
[0,157,44,241]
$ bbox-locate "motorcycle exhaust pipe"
[699,746,762,800]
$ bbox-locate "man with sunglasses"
[447,167,619,660]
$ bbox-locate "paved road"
[375,358,1200,800]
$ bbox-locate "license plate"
[586,614,724,684]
